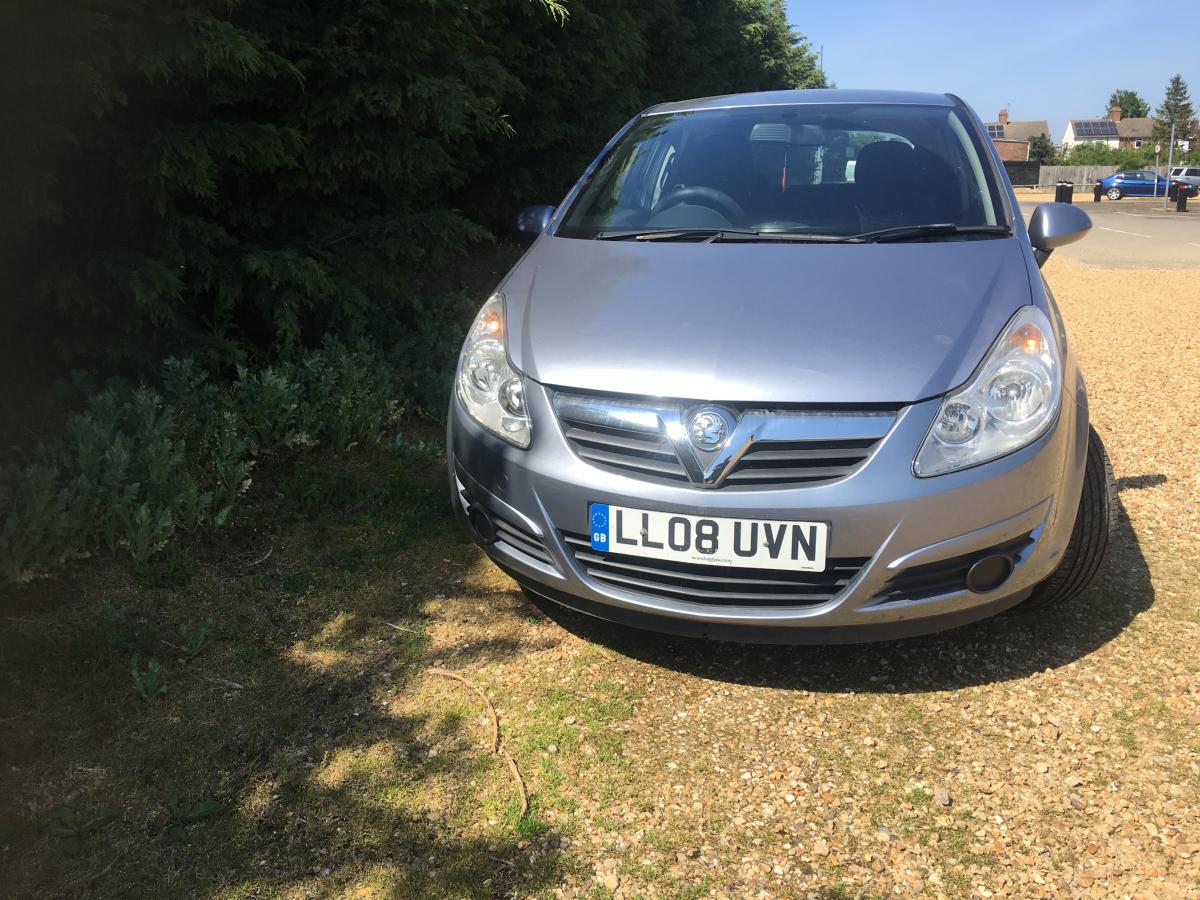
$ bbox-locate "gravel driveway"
[3,257,1195,898]
[415,255,1200,898]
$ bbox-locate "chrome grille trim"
[553,391,898,488]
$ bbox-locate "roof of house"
[1116,117,1155,139]
[1069,119,1118,138]
[983,119,1050,142]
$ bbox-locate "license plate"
[588,503,828,572]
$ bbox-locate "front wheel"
[1024,427,1115,610]
[1106,187,1122,200]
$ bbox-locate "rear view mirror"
[1027,203,1091,267]
[516,205,556,245]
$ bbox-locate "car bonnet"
[502,235,1033,406]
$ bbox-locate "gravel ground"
[421,256,1200,898]
[6,254,1192,898]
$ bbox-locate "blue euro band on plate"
[589,503,610,551]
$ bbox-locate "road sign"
[1155,143,1162,154]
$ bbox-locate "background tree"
[1027,133,1056,164]
[1058,142,1151,169]
[0,0,824,399]
[1105,89,1149,119]
[1153,74,1195,143]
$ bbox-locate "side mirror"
[1027,203,1091,268]
[516,205,556,245]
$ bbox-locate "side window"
[1188,169,1200,178]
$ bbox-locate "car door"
[1127,171,1152,195]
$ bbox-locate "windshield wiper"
[593,224,1011,244]
[846,223,1012,243]
[595,228,762,242]
[595,228,851,243]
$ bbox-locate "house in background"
[1061,111,1118,149]
[1061,107,1196,154]
[982,109,1051,161]
[1061,106,1135,149]
[1115,112,1155,149]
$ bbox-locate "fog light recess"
[467,505,497,544]
[965,555,1014,593]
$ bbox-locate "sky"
[785,0,1198,143]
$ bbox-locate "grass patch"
[0,446,571,897]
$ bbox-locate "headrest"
[854,141,918,193]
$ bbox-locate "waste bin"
[1177,185,1189,213]
[1093,180,1103,202]
[1054,181,1074,204]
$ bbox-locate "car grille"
[722,438,883,486]
[554,392,897,489]
[561,532,868,606]
[558,416,690,482]
[491,510,554,566]
[873,532,1034,603]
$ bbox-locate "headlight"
[915,306,1061,477]
[456,294,532,448]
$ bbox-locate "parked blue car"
[1100,169,1198,200]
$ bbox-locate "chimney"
[1109,105,1122,122]
[998,109,1009,126]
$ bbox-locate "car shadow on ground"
[525,489,1156,694]
[0,458,570,898]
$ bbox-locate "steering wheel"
[656,185,746,223]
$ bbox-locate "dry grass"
[2,258,1198,898]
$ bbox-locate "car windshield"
[557,103,1005,239]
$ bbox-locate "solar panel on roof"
[986,124,1006,138]
[1073,120,1117,137]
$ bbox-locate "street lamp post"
[1163,122,1176,212]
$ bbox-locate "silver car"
[1169,165,1200,190]
[447,89,1113,644]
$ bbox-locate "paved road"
[1018,197,1200,269]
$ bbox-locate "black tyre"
[1106,187,1122,200]
[1024,426,1115,610]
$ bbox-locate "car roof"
[644,89,956,116]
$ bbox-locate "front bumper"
[446,380,1088,643]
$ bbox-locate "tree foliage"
[1055,143,1155,168]
[0,0,824,387]
[1153,74,1195,143]
[1027,134,1055,164]
[1105,89,1149,119]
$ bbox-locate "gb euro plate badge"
[589,503,611,551]
[587,502,827,572]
